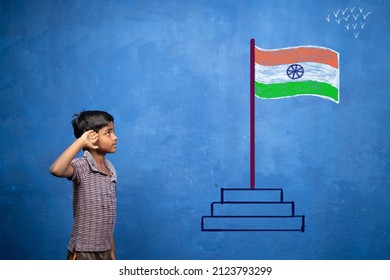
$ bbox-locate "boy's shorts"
[67,250,112,260]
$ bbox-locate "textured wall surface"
[0,0,389,260]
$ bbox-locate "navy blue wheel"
[286,64,304,80]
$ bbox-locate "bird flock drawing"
[325,7,371,38]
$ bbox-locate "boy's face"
[96,122,117,154]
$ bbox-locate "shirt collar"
[83,150,116,181]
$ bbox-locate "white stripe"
[255,62,339,88]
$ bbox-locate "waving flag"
[254,45,340,103]
[249,40,340,188]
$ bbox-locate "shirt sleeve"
[68,157,88,185]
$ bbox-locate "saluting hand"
[81,130,99,150]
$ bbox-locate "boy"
[50,110,118,260]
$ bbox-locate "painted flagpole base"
[201,188,305,232]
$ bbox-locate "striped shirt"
[68,150,117,252]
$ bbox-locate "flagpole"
[250,38,255,189]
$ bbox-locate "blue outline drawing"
[201,188,305,232]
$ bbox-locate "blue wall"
[1,0,389,260]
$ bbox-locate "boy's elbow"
[49,165,60,177]
[49,165,64,177]
[49,164,73,178]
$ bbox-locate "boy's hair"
[71,110,114,138]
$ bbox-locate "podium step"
[222,188,283,202]
[211,201,295,216]
[202,215,305,232]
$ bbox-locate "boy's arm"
[49,130,99,178]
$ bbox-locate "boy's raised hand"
[82,130,99,150]
[50,130,99,178]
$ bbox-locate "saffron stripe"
[255,46,339,68]
[255,80,339,103]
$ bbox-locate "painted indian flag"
[254,45,340,103]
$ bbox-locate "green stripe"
[255,80,339,103]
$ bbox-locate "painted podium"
[202,188,305,232]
